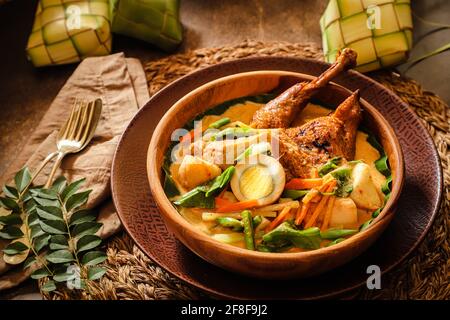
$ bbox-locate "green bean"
[235,142,271,162]
[241,210,255,250]
[359,219,373,231]
[252,215,263,228]
[216,217,243,231]
[320,228,358,240]
[372,207,382,218]
[208,117,231,129]
[210,127,256,141]
[326,238,345,247]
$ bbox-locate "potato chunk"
[178,155,222,190]
[330,197,358,228]
[350,163,383,210]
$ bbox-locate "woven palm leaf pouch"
[320,0,413,72]
[26,0,112,67]
[110,0,182,52]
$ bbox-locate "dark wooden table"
[0,0,448,300]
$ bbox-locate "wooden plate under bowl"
[111,57,443,299]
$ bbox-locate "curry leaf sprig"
[0,167,106,292]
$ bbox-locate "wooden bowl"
[147,71,404,279]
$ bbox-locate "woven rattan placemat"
[44,41,449,300]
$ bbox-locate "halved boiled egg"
[230,154,285,206]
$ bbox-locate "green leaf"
[375,155,391,177]
[163,174,180,198]
[36,206,63,221]
[173,166,235,208]
[173,187,215,209]
[45,249,74,264]
[23,256,36,269]
[33,196,59,207]
[0,226,24,239]
[330,167,353,197]
[30,188,58,200]
[76,234,102,252]
[49,235,69,250]
[51,176,67,193]
[24,199,38,215]
[205,166,235,197]
[3,185,18,199]
[262,223,322,250]
[39,220,67,235]
[381,175,392,195]
[28,212,40,227]
[31,267,51,279]
[14,167,32,193]
[0,197,19,212]
[69,209,96,226]
[65,190,91,212]
[34,234,51,252]
[87,266,107,280]
[61,178,86,202]
[72,221,102,238]
[81,251,107,266]
[3,241,28,255]
[318,157,341,177]
[53,271,75,283]
[41,280,56,292]
[0,213,22,225]
[30,225,45,239]
[281,189,310,199]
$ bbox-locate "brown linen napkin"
[0,53,149,290]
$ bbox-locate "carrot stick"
[217,188,227,199]
[304,181,337,228]
[265,206,291,232]
[216,199,259,213]
[319,180,335,192]
[321,196,336,231]
[295,202,309,225]
[285,178,323,190]
[214,197,233,209]
[302,189,320,204]
[304,195,329,229]
[308,179,336,203]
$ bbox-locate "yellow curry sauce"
[170,101,386,249]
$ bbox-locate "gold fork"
[28,99,102,189]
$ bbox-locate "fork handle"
[44,152,66,189]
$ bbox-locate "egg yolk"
[239,165,274,200]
